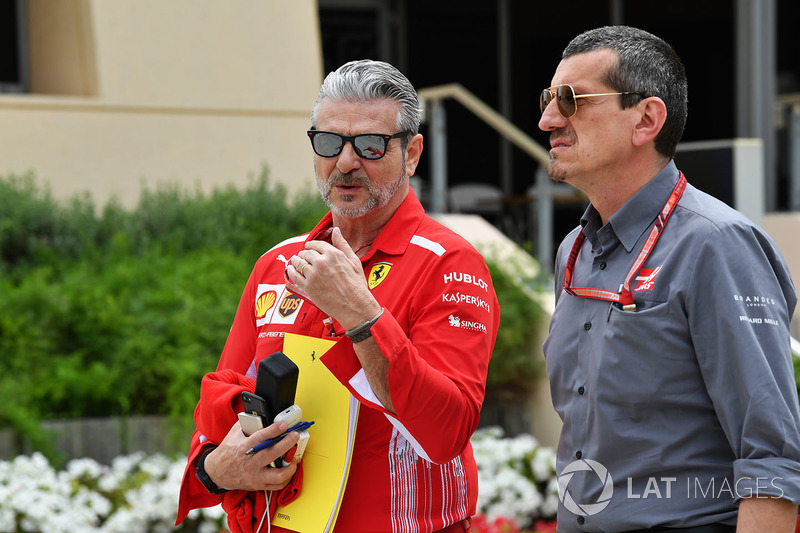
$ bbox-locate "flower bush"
[471,427,559,533]
[0,427,557,533]
[0,452,224,533]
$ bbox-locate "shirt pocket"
[599,295,704,409]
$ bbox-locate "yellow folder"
[271,333,359,533]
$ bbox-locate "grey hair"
[563,26,688,158]
[310,60,422,141]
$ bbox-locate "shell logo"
[255,291,278,319]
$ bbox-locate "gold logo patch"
[278,293,302,318]
[368,262,393,290]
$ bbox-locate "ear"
[631,97,667,148]
[404,134,424,177]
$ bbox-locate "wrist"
[195,446,227,494]
[345,307,384,343]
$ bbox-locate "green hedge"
[0,171,548,459]
[795,352,800,401]
[0,171,328,453]
[485,263,544,387]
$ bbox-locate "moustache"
[550,128,576,144]
[327,173,370,187]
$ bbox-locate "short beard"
[547,128,574,183]
[317,168,406,219]
[547,155,567,183]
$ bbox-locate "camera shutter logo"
[557,459,614,516]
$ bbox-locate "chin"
[329,198,379,219]
[547,163,568,183]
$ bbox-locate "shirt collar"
[581,160,681,253]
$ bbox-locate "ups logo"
[278,293,302,318]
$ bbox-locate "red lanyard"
[562,173,687,307]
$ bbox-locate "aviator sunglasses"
[307,129,410,160]
[539,83,645,118]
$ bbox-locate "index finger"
[249,430,301,468]
[246,420,289,447]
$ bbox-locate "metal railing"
[417,83,557,271]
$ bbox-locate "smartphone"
[239,391,267,436]
[273,404,302,427]
[237,412,264,437]
[241,391,269,423]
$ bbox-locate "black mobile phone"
[255,351,299,421]
[241,391,269,424]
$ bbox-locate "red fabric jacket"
[177,190,499,532]
[179,370,302,532]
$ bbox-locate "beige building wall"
[0,0,323,207]
[763,213,800,339]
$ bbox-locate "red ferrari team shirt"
[177,189,500,533]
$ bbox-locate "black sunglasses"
[307,130,410,160]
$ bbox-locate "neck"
[331,187,408,251]
[331,208,392,254]
[581,157,670,224]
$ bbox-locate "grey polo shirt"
[544,160,800,532]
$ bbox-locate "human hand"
[289,227,380,329]
[204,420,300,492]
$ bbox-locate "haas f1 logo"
[634,267,661,293]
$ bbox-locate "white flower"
[0,432,556,533]
[540,477,560,518]
[66,457,105,480]
[531,446,556,482]
[471,426,558,528]
[0,451,231,533]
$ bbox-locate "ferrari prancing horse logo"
[368,262,393,290]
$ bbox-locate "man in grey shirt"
[539,26,800,532]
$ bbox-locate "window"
[0,0,28,93]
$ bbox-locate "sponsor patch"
[255,290,278,320]
[442,292,491,313]
[447,314,488,333]
[443,271,489,292]
[368,262,393,290]
[255,284,303,326]
[278,293,303,318]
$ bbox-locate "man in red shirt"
[176,59,500,532]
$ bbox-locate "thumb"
[331,227,361,268]
[331,227,358,257]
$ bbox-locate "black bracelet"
[195,446,228,494]
[345,307,384,343]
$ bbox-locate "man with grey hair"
[540,26,800,532]
[177,59,499,533]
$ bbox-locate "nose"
[335,140,362,174]
[538,98,567,132]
